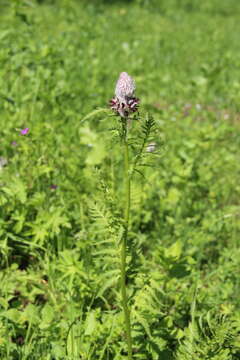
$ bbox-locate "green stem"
[120,119,133,359]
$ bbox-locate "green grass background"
[0,0,240,359]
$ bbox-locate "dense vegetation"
[0,0,240,359]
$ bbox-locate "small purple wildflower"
[110,72,139,117]
[11,141,18,147]
[50,184,58,190]
[20,128,29,135]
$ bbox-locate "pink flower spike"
[20,128,29,135]
[115,72,136,104]
[110,72,139,118]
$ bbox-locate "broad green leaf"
[85,311,97,336]
[2,309,21,323]
[165,241,182,260]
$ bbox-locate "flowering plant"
[110,72,139,118]
[108,72,158,359]
[82,72,158,359]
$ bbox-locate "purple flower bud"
[50,184,58,190]
[11,141,18,147]
[110,72,139,117]
[115,72,136,104]
[20,128,29,135]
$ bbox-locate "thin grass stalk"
[120,118,133,359]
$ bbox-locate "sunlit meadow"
[0,0,240,359]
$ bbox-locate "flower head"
[110,96,139,117]
[115,72,136,103]
[110,72,139,117]
[20,128,29,135]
